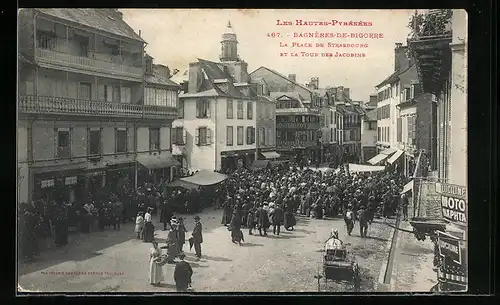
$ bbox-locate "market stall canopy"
[260,151,281,159]
[401,180,414,194]
[348,163,385,172]
[381,148,397,155]
[366,153,390,165]
[180,170,228,186]
[387,149,404,164]
[137,152,180,170]
[167,179,199,190]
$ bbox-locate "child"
[135,212,145,239]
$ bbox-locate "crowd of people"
[214,161,408,242]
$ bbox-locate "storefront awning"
[348,163,385,172]
[167,179,199,190]
[261,151,281,159]
[381,148,397,155]
[367,153,389,165]
[137,152,180,170]
[171,146,183,156]
[180,170,228,186]
[401,180,414,194]
[30,161,87,174]
[387,149,404,164]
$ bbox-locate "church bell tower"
[220,21,239,62]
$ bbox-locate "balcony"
[276,108,322,116]
[18,95,177,120]
[35,48,143,81]
[276,122,321,130]
[277,140,318,149]
[407,10,453,95]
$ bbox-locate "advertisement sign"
[436,183,467,226]
[437,231,461,265]
[65,176,78,186]
[41,179,55,188]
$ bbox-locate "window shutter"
[207,101,211,118]
[170,128,177,144]
[195,128,199,145]
[196,101,200,118]
[183,129,187,145]
[207,128,212,144]
[246,127,250,144]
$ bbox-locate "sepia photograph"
[17,8,468,293]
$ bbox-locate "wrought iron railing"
[276,122,321,129]
[18,95,177,119]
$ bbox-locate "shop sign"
[41,179,55,188]
[65,176,77,186]
[436,183,467,226]
[437,231,461,265]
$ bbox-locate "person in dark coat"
[229,206,243,245]
[256,204,269,236]
[246,206,256,235]
[160,199,173,231]
[176,217,187,253]
[54,204,69,247]
[272,204,284,235]
[174,253,193,292]
[191,216,203,260]
[283,202,296,231]
[357,206,369,238]
[221,197,233,226]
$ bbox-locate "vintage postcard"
[17,8,468,293]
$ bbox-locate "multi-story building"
[361,108,378,163]
[364,94,378,111]
[172,21,276,172]
[409,9,466,186]
[311,82,339,164]
[373,43,436,173]
[249,68,322,164]
[17,9,178,205]
[342,101,365,162]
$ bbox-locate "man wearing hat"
[165,217,179,263]
[357,205,369,238]
[174,253,193,292]
[191,216,203,260]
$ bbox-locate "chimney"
[310,77,319,90]
[188,62,200,93]
[288,74,296,82]
[343,88,350,100]
[115,9,123,19]
[394,43,409,71]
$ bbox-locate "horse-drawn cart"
[323,236,361,291]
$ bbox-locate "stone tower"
[220,20,239,62]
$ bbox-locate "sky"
[121,9,416,101]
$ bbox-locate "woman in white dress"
[149,241,164,286]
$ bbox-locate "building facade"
[17,9,178,205]
[361,108,377,163]
[172,22,276,173]
[249,68,322,164]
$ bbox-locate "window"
[226,126,233,146]
[246,127,255,144]
[120,87,131,104]
[172,127,184,145]
[377,127,380,141]
[237,101,244,119]
[56,128,71,158]
[247,101,253,119]
[166,90,178,108]
[257,85,264,96]
[115,128,127,153]
[37,32,55,50]
[227,100,234,119]
[368,122,376,130]
[78,83,92,100]
[237,126,244,145]
[149,128,160,151]
[88,128,101,155]
[397,118,402,142]
[196,100,210,118]
[195,127,211,146]
[259,127,265,145]
[77,36,89,57]
[112,86,121,102]
[178,100,184,118]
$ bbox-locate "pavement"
[18,209,394,293]
[389,203,438,292]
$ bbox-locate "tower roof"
[225,20,235,34]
